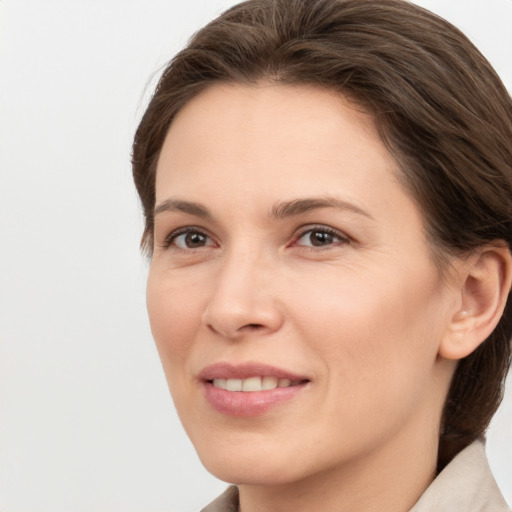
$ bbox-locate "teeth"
[242,376,263,391]
[213,378,226,389]
[226,378,243,391]
[262,376,278,390]
[212,376,298,392]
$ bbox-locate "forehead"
[156,83,401,200]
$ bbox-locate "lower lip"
[203,381,308,417]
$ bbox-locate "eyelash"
[160,225,350,251]
[161,226,216,250]
[291,225,350,249]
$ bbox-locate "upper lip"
[199,362,310,382]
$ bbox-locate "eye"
[164,228,216,250]
[294,226,349,248]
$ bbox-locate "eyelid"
[290,224,351,247]
[160,225,217,250]
[158,223,350,251]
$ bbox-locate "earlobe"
[439,244,512,361]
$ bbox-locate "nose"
[201,249,284,340]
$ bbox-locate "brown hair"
[132,0,512,470]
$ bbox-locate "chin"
[200,452,303,486]
[190,430,308,485]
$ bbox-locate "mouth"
[209,376,307,392]
[199,362,311,417]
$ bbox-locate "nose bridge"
[202,239,283,338]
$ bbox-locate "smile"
[200,362,311,416]
[211,376,305,392]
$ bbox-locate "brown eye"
[309,231,335,246]
[295,227,347,248]
[170,230,215,249]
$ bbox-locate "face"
[147,83,458,486]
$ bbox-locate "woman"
[132,0,512,510]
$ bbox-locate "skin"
[147,83,476,512]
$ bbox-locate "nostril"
[205,321,266,337]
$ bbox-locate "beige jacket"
[201,440,510,511]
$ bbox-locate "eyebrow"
[270,197,373,220]
[154,199,212,218]
[154,196,373,220]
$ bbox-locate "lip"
[199,361,309,381]
[199,362,310,417]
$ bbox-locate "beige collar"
[410,439,510,512]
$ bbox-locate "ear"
[439,243,512,360]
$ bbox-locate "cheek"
[292,264,444,392]
[283,272,446,459]
[146,268,205,366]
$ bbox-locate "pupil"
[186,232,205,247]
[311,231,333,246]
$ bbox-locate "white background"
[1,1,511,511]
